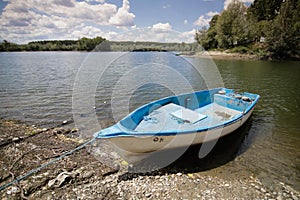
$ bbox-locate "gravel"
[0,119,299,200]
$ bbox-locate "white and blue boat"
[95,88,260,162]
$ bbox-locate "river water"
[0,52,299,190]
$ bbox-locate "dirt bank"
[0,119,299,199]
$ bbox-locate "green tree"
[77,36,106,51]
[216,0,250,48]
[195,15,219,49]
[195,27,208,48]
[247,0,283,42]
[0,40,22,51]
[248,0,282,21]
[266,0,300,58]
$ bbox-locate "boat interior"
[119,88,258,133]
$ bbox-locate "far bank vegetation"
[0,38,199,53]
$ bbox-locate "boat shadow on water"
[118,117,253,181]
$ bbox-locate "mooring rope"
[0,137,96,191]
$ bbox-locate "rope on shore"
[0,137,96,191]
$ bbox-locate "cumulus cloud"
[109,0,135,27]
[152,22,172,32]
[0,0,136,43]
[181,29,196,43]
[71,25,104,39]
[108,23,195,43]
[193,16,210,27]
[184,19,188,25]
[206,11,219,17]
[193,11,219,27]
[224,0,254,9]
[0,0,197,43]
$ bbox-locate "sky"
[0,0,254,44]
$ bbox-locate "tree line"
[0,38,200,53]
[0,37,108,52]
[195,0,300,59]
[109,41,200,52]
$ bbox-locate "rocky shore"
[0,119,299,199]
[190,51,259,60]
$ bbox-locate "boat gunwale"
[96,88,260,138]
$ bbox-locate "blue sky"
[0,0,253,43]
[127,0,223,31]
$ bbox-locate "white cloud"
[224,0,232,9]
[181,29,196,43]
[107,24,196,43]
[109,0,135,27]
[71,26,104,39]
[224,0,254,9]
[0,0,137,43]
[193,15,210,27]
[193,11,219,28]
[206,11,219,17]
[103,31,119,40]
[152,22,172,32]
[184,19,188,25]
[1,0,117,26]
[0,0,197,44]
[84,0,106,3]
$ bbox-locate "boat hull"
[108,107,254,163]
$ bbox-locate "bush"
[228,46,250,54]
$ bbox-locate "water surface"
[0,52,299,190]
